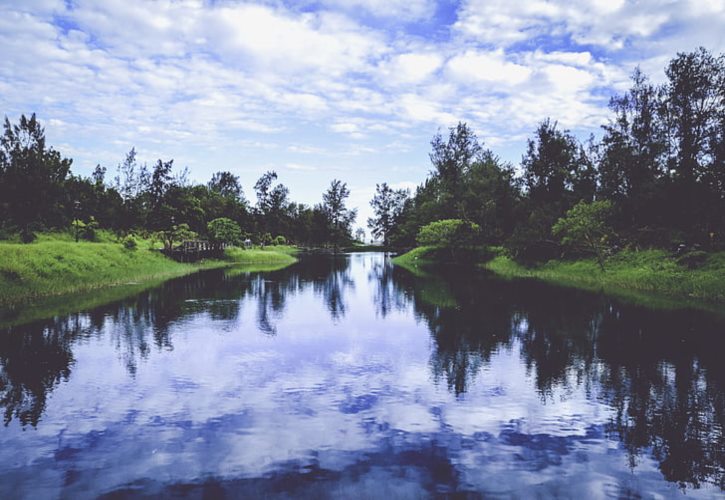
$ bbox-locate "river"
[0,252,722,498]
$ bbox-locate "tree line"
[367,48,725,262]
[0,117,357,247]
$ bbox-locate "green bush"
[122,235,138,250]
[273,235,286,246]
[416,219,480,248]
[259,232,273,246]
[207,217,242,246]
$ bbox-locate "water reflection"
[0,252,722,497]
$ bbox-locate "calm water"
[0,252,723,499]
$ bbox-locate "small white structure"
[243,238,253,249]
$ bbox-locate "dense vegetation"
[0,118,358,248]
[371,49,725,266]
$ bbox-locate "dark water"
[0,252,723,499]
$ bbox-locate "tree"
[254,170,291,237]
[208,171,244,201]
[367,182,408,245]
[429,122,483,219]
[322,179,357,248]
[0,113,72,239]
[155,223,197,252]
[355,228,365,243]
[552,200,614,270]
[522,119,593,208]
[207,217,242,247]
[416,219,480,249]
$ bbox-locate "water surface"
[0,252,723,498]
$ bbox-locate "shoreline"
[393,247,725,309]
[0,240,297,308]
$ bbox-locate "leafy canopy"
[416,219,480,248]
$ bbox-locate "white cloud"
[447,50,532,86]
[379,52,443,85]
[454,0,725,51]
[319,0,436,21]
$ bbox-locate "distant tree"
[355,227,365,243]
[367,182,408,245]
[209,171,244,201]
[148,159,174,210]
[0,113,72,240]
[322,179,357,248]
[552,200,614,270]
[254,170,291,236]
[91,164,107,187]
[207,217,242,247]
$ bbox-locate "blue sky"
[1,0,724,230]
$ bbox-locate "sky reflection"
[0,253,722,498]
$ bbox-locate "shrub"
[207,217,242,246]
[259,232,273,246]
[71,216,99,241]
[416,219,480,248]
[676,250,708,269]
[552,200,613,270]
[274,235,286,246]
[122,235,138,250]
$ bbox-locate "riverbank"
[393,247,725,305]
[0,239,297,306]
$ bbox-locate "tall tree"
[0,113,72,239]
[429,122,483,219]
[254,170,291,237]
[208,171,244,202]
[367,183,408,246]
[322,179,356,248]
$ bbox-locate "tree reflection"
[392,263,725,490]
[0,255,356,427]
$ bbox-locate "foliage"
[121,235,138,250]
[0,113,72,236]
[552,200,613,269]
[367,182,408,245]
[416,219,481,248]
[207,217,242,246]
[273,235,286,246]
[154,223,198,252]
[71,216,99,242]
[322,179,357,247]
[259,232,273,246]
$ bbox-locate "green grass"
[392,246,442,268]
[394,246,725,308]
[0,238,297,307]
[484,250,725,306]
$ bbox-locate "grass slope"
[394,246,725,307]
[484,250,725,305]
[0,239,297,306]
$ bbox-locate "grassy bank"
[0,239,297,306]
[394,246,725,305]
[484,250,725,304]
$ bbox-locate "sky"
[1,0,724,232]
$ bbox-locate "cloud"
[447,50,532,86]
[318,0,436,21]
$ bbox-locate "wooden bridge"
[162,240,228,262]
